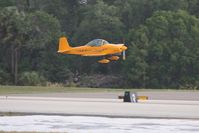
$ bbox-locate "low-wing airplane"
[57,37,127,63]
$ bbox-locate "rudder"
[58,37,71,53]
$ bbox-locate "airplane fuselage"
[61,44,127,56]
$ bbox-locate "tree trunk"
[14,48,18,85]
[11,45,15,84]
[11,45,15,75]
[26,0,30,8]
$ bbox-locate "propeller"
[122,50,126,60]
[122,37,126,60]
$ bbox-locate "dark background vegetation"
[0,0,198,89]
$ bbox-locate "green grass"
[0,85,197,95]
[0,85,126,95]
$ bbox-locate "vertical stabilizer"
[58,37,71,53]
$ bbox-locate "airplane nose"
[121,45,127,51]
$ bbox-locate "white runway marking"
[0,115,199,133]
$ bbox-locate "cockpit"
[86,39,109,47]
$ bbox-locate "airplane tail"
[58,37,71,53]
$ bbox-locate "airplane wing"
[81,53,107,56]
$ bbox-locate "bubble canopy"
[86,39,109,47]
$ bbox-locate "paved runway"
[0,96,199,119]
[5,91,199,100]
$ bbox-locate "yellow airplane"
[57,37,127,63]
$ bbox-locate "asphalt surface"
[4,91,199,100]
[0,96,199,119]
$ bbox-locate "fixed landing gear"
[98,58,110,64]
[98,56,120,64]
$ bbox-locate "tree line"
[0,0,198,89]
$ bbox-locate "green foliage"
[0,0,199,88]
[19,71,46,86]
[40,51,74,83]
[26,10,61,49]
[0,69,11,85]
[0,7,29,47]
[125,10,199,88]
[0,6,61,85]
[74,0,124,43]
[0,0,15,7]
[123,45,148,88]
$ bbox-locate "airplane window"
[86,39,109,47]
[102,40,109,45]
